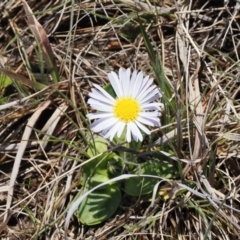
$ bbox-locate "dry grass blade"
[189,61,205,159]
[0,67,46,91]
[39,103,68,150]
[22,0,59,83]
[219,132,240,141]
[3,100,51,222]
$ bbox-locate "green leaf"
[84,136,124,184]
[75,185,121,226]
[87,136,108,157]
[107,154,124,177]
[104,83,116,98]
[124,161,177,196]
[82,151,124,186]
[82,153,110,186]
[77,136,123,225]
[0,74,12,88]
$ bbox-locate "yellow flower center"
[114,97,140,123]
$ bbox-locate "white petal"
[140,116,161,126]
[142,93,162,104]
[117,122,126,138]
[136,85,156,102]
[88,105,112,112]
[88,99,113,112]
[129,122,143,142]
[108,71,123,97]
[126,124,132,142]
[102,125,113,136]
[131,71,144,98]
[141,102,163,111]
[119,68,131,96]
[135,120,151,135]
[126,68,131,88]
[92,84,115,103]
[87,112,114,120]
[89,92,114,105]
[91,117,118,132]
[137,114,160,126]
[88,98,111,106]
[90,88,113,101]
[90,118,112,132]
[139,89,161,104]
[128,70,137,96]
[104,121,123,141]
[139,111,160,117]
[139,75,151,92]
[136,77,154,101]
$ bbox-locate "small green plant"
[68,67,178,226]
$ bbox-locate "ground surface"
[1,0,240,239]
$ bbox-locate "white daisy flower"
[86,68,164,142]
